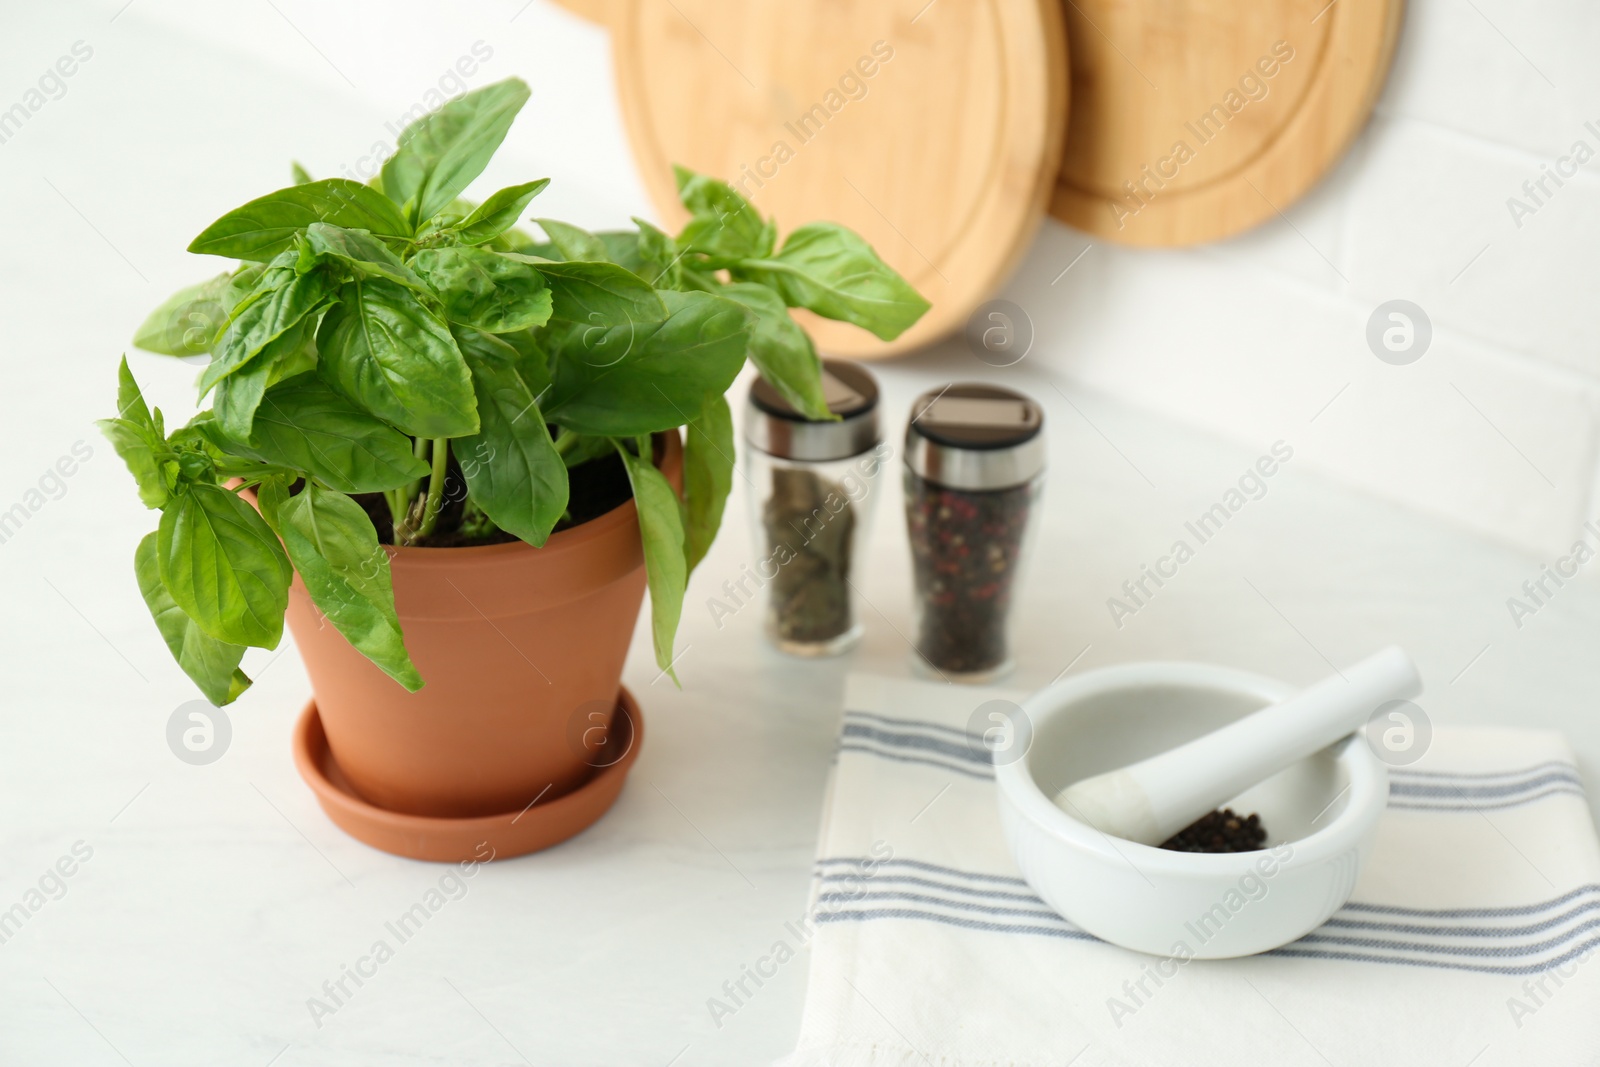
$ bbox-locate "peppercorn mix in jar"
[903,384,1045,681]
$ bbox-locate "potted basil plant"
[102,77,928,834]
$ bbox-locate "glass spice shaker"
[744,362,888,656]
[904,384,1046,682]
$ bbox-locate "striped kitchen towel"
[777,674,1600,1067]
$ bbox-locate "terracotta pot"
[284,432,681,819]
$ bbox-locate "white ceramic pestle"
[1052,646,1421,846]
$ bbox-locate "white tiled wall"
[107,0,1600,560]
[1005,0,1600,561]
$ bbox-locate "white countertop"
[4,6,1598,1065]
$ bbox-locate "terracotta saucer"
[291,687,644,863]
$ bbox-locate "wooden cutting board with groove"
[552,0,1069,358]
[1052,0,1403,246]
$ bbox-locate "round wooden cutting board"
[558,0,1069,358]
[1052,0,1403,246]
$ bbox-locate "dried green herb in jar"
[763,467,857,644]
[903,384,1045,682]
[745,362,884,657]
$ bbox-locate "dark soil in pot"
[353,447,635,548]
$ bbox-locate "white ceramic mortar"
[995,662,1387,959]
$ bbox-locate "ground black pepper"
[905,474,1035,676]
[1159,808,1268,853]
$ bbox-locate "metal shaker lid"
[745,360,880,461]
[904,383,1046,491]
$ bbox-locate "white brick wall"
[995,0,1600,561]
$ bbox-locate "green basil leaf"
[224,263,268,304]
[556,432,614,470]
[209,264,270,340]
[302,223,428,292]
[736,222,930,341]
[99,418,170,509]
[188,179,410,261]
[718,282,831,420]
[677,265,725,294]
[272,483,422,691]
[410,247,553,334]
[455,329,569,547]
[211,351,273,442]
[509,256,666,327]
[267,313,321,386]
[99,358,170,508]
[318,277,479,438]
[673,165,775,261]
[593,223,680,286]
[632,218,682,287]
[454,179,550,245]
[114,355,154,427]
[224,250,297,314]
[135,532,252,705]
[497,329,553,397]
[615,438,686,679]
[211,312,321,441]
[200,263,332,393]
[381,77,531,223]
[171,446,211,486]
[220,375,429,493]
[536,218,609,263]
[158,484,291,648]
[254,472,289,516]
[683,394,733,575]
[290,161,313,185]
[595,231,644,270]
[545,290,751,437]
[133,274,236,357]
